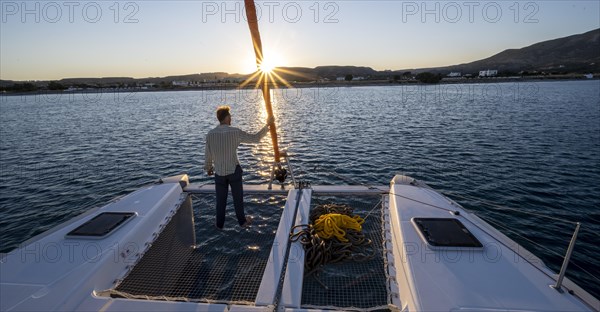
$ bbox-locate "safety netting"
[298,194,395,311]
[109,193,285,304]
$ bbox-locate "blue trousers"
[214,165,245,228]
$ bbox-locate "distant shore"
[1,75,597,97]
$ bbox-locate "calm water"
[1,80,599,298]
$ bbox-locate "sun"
[241,50,286,74]
[259,59,276,73]
[259,50,285,73]
[240,49,314,90]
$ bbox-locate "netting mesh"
[113,193,285,304]
[300,195,392,311]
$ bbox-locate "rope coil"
[290,203,376,276]
[313,213,364,242]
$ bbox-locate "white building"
[447,72,462,77]
[336,77,345,81]
[479,70,498,77]
[352,76,365,81]
[140,83,155,90]
[584,73,594,79]
[172,81,189,86]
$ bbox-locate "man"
[204,105,274,229]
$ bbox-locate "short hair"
[216,105,230,122]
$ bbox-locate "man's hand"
[267,116,275,126]
[207,169,214,176]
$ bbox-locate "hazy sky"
[1,0,599,80]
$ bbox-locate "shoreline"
[1,76,598,97]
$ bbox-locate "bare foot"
[241,216,253,228]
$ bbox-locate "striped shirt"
[204,124,270,176]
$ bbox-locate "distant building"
[584,73,594,79]
[140,83,155,90]
[447,72,462,77]
[172,81,189,86]
[352,76,365,81]
[336,77,345,81]
[479,69,498,77]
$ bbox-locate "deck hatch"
[66,212,135,238]
[412,218,482,247]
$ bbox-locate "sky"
[1,0,599,81]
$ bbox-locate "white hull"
[1,175,598,311]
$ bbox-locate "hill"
[407,28,600,75]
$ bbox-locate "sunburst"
[258,59,276,74]
[239,62,315,90]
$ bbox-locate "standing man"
[204,105,274,229]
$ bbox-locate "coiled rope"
[289,203,376,277]
[313,213,364,242]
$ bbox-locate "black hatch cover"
[67,212,135,237]
[413,218,483,247]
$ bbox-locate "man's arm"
[239,117,274,143]
[204,137,214,175]
[239,124,269,143]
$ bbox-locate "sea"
[1,79,599,299]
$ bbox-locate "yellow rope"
[313,213,364,242]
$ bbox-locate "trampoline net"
[300,194,392,311]
[112,193,285,304]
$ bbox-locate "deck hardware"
[268,151,296,190]
[552,222,581,292]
